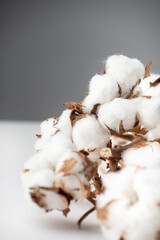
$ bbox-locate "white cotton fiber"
[42,131,75,167]
[98,98,137,132]
[24,169,55,188]
[35,118,58,150]
[146,124,160,141]
[72,114,109,153]
[97,166,160,240]
[40,188,69,211]
[137,97,160,130]
[55,109,72,137]
[105,55,145,96]
[55,151,84,175]
[122,142,160,169]
[82,74,119,113]
[134,168,160,205]
[22,54,160,238]
[139,74,160,96]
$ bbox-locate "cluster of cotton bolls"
[22,55,160,239]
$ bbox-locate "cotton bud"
[105,55,145,97]
[98,98,137,133]
[82,74,119,113]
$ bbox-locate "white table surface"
[0,121,105,240]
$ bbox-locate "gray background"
[1,0,160,121]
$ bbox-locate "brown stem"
[77,206,96,228]
[87,196,96,205]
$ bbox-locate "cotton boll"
[137,97,160,130]
[98,166,160,240]
[24,169,55,188]
[55,151,84,175]
[98,167,137,205]
[22,152,53,187]
[23,152,53,171]
[42,131,76,167]
[134,168,160,205]
[82,74,119,113]
[72,115,109,155]
[56,174,86,199]
[122,142,160,169]
[146,124,160,141]
[102,199,129,240]
[139,74,160,96]
[126,204,160,240]
[105,55,145,96]
[56,109,72,137]
[35,118,58,150]
[98,98,137,132]
[36,188,69,211]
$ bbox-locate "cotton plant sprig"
[22,55,160,240]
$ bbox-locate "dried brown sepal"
[88,148,96,152]
[57,158,77,175]
[97,200,117,222]
[30,187,48,209]
[70,107,86,126]
[73,174,88,198]
[129,92,140,99]
[90,103,100,117]
[113,133,135,142]
[105,124,118,135]
[23,169,30,173]
[119,120,125,134]
[150,77,160,87]
[125,78,141,99]
[118,83,122,97]
[63,102,86,108]
[152,138,160,144]
[119,160,125,168]
[97,207,108,222]
[91,176,103,195]
[36,134,41,139]
[144,61,152,78]
[129,125,148,135]
[107,140,112,148]
[55,129,60,134]
[142,95,152,99]
[79,149,89,156]
[78,151,99,191]
[62,208,70,217]
[39,186,73,205]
